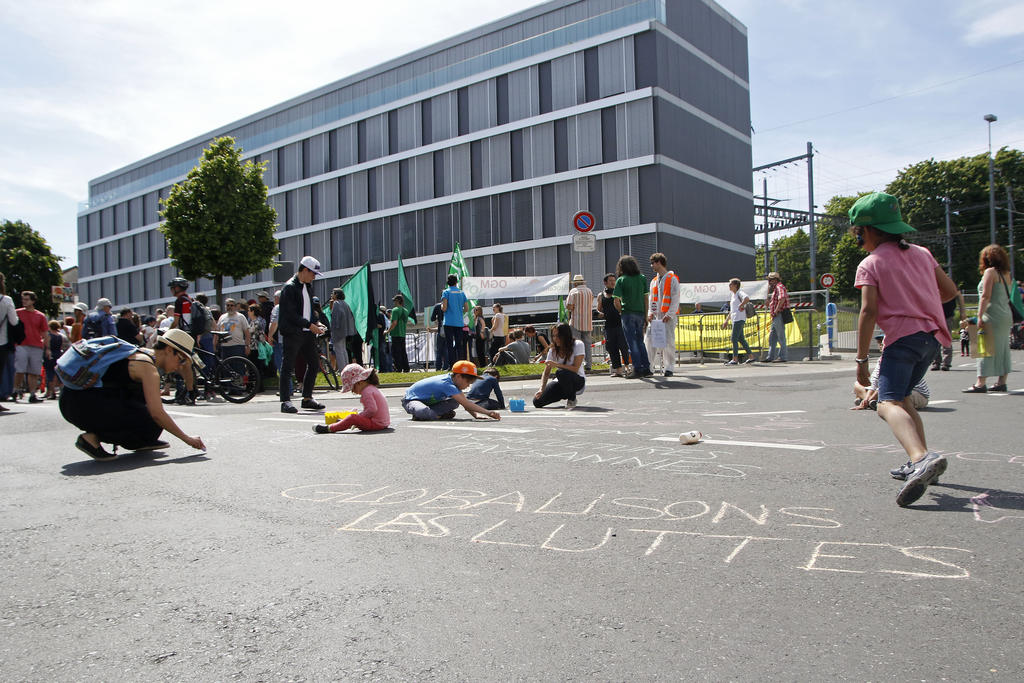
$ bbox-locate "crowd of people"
[6,192,1023,507]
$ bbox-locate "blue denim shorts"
[877,331,939,402]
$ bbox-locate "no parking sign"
[572,210,595,233]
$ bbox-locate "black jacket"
[278,275,315,337]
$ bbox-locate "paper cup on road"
[679,431,703,445]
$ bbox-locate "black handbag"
[781,308,794,325]
[1003,279,1024,324]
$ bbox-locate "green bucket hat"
[848,192,915,234]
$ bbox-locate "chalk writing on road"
[432,433,757,477]
[281,482,973,579]
[970,491,1024,524]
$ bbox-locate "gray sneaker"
[890,461,914,480]
[896,453,948,507]
[565,399,577,411]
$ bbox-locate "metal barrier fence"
[378,310,827,370]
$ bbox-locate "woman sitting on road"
[533,322,586,410]
[58,329,207,461]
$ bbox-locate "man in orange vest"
[645,253,681,376]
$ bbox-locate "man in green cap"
[849,192,959,507]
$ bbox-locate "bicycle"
[316,334,339,390]
[285,334,339,394]
[162,330,260,404]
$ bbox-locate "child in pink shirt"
[850,192,958,508]
[313,364,391,434]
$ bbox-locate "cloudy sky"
[2,0,1022,267]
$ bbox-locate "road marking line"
[650,437,822,451]
[259,417,324,424]
[929,399,957,405]
[410,425,534,433]
[510,412,594,418]
[699,410,806,417]
[165,411,216,419]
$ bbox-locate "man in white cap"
[70,302,89,342]
[278,257,327,413]
[83,298,116,339]
[565,274,594,371]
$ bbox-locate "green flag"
[341,262,377,361]
[397,256,416,324]
[447,242,476,325]
[559,297,568,323]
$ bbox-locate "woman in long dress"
[964,244,1015,393]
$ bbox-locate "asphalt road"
[2,354,1023,681]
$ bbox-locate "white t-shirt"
[546,339,587,378]
[0,295,17,346]
[301,287,312,329]
[729,290,749,322]
[158,316,173,331]
[491,312,506,337]
[217,311,250,346]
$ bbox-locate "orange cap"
[451,360,478,377]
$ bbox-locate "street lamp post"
[984,114,997,244]
[942,197,953,279]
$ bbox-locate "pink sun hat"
[340,363,374,393]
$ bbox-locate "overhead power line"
[754,57,1024,135]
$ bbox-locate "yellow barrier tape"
[673,313,803,352]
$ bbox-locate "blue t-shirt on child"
[466,374,504,406]
[441,286,467,327]
[404,374,461,405]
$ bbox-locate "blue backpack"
[82,311,106,339]
[56,336,139,390]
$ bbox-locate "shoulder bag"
[1002,278,1024,324]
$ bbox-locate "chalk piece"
[679,431,702,445]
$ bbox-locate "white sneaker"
[610,368,624,377]
[565,399,577,411]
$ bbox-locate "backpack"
[82,311,105,339]
[6,317,25,347]
[188,298,212,335]
[55,336,139,390]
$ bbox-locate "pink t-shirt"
[357,384,391,428]
[855,242,951,347]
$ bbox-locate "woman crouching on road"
[59,329,207,461]
[850,192,957,507]
[533,322,586,410]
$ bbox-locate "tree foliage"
[884,148,1023,288]
[0,219,63,315]
[757,148,1023,300]
[159,137,278,307]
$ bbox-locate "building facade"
[76,0,752,317]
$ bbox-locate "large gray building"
[76,0,752,316]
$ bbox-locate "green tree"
[159,137,278,307]
[0,219,63,315]
[819,194,865,301]
[885,148,1023,288]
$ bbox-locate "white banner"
[678,280,769,304]
[462,273,571,299]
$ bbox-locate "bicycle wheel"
[319,355,339,391]
[215,356,259,403]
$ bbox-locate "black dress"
[59,356,162,449]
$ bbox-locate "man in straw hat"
[565,274,594,372]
